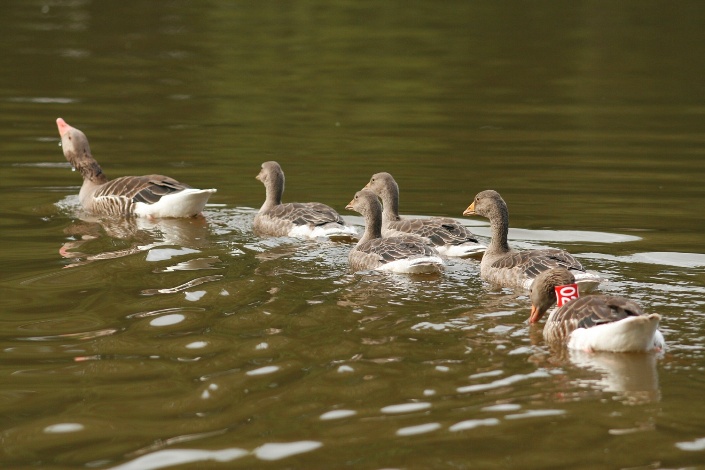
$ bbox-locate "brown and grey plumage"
[254,161,358,239]
[462,189,602,291]
[345,189,444,274]
[364,172,485,257]
[56,118,216,218]
[529,268,664,352]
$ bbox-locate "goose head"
[365,172,398,198]
[256,161,285,206]
[463,189,507,219]
[56,118,104,182]
[346,189,381,217]
[529,267,576,323]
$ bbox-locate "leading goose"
[463,190,602,291]
[345,189,444,274]
[364,172,485,257]
[56,118,216,218]
[529,268,665,352]
[254,161,358,239]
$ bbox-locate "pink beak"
[56,118,71,137]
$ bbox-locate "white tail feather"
[568,314,664,352]
[289,223,359,239]
[436,243,486,258]
[378,256,445,274]
[134,188,216,218]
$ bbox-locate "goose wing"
[491,248,585,277]
[267,202,344,227]
[359,236,435,263]
[94,175,192,204]
[551,295,645,331]
[389,217,478,246]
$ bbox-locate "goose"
[56,118,216,218]
[364,172,485,257]
[463,189,602,291]
[254,161,358,239]
[345,189,444,274]
[529,268,665,352]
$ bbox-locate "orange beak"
[529,304,543,324]
[345,199,355,211]
[364,182,371,189]
[462,201,476,216]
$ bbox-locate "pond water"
[1,1,705,468]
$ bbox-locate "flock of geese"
[55,118,665,354]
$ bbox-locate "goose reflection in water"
[531,341,663,405]
[59,214,212,268]
[568,349,662,405]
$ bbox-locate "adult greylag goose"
[463,189,602,291]
[364,172,485,257]
[345,189,444,274]
[56,118,216,218]
[254,161,358,239]
[529,268,665,352]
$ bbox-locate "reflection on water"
[582,251,705,268]
[533,344,663,405]
[112,440,324,470]
[58,210,211,244]
[568,349,661,405]
[5,168,704,470]
[58,199,213,268]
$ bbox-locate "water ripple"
[380,402,432,414]
[140,275,223,296]
[111,448,248,470]
[457,370,552,394]
[449,418,501,432]
[253,441,323,461]
[320,409,357,420]
[582,251,705,268]
[396,422,442,436]
[7,96,77,104]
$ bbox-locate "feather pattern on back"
[365,172,485,257]
[56,118,215,218]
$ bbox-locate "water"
[1,1,705,468]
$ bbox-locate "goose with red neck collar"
[529,268,664,352]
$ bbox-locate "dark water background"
[1,1,705,468]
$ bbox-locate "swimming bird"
[463,189,601,291]
[364,172,485,257]
[56,118,216,218]
[254,161,358,239]
[529,268,664,352]
[345,189,444,274]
